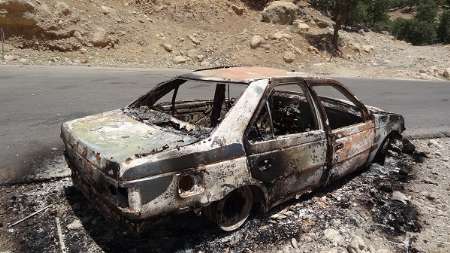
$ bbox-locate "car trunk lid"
[61,110,199,178]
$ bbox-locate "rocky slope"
[0,0,449,80]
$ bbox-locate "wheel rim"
[216,187,253,231]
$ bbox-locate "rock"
[314,16,334,28]
[443,68,450,79]
[73,30,83,42]
[250,35,264,49]
[160,43,173,52]
[291,238,298,249]
[362,45,374,53]
[231,4,245,15]
[269,31,292,40]
[293,20,310,33]
[423,191,437,201]
[323,228,343,246]
[55,1,71,16]
[137,40,146,47]
[351,43,362,52]
[308,46,319,54]
[100,5,115,15]
[261,43,271,50]
[283,51,296,63]
[428,139,442,149]
[0,0,40,34]
[196,54,205,62]
[90,27,110,47]
[66,219,82,230]
[261,1,299,25]
[200,60,210,67]
[173,56,188,64]
[50,56,60,63]
[270,213,287,220]
[3,55,18,61]
[288,43,302,55]
[188,34,200,45]
[347,235,367,253]
[187,48,201,59]
[391,191,408,204]
[297,22,310,32]
[18,58,28,64]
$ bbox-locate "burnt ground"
[1,138,449,253]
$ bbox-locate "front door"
[245,80,327,205]
[310,82,375,181]
[330,121,375,179]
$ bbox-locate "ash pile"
[0,137,426,253]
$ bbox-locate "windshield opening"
[124,79,248,138]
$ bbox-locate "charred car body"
[61,67,405,231]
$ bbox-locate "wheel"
[205,187,253,231]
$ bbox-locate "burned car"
[61,66,405,231]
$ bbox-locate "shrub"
[438,10,450,43]
[392,18,437,45]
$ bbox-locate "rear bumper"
[64,149,141,222]
[64,147,202,228]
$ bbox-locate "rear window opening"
[124,79,247,138]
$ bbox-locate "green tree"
[350,0,370,25]
[310,0,335,13]
[438,10,450,43]
[415,0,438,22]
[368,0,390,25]
[331,0,355,51]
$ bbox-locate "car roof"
[179,66,302,83]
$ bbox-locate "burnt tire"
[205,187,253,232]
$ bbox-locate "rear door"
[244,78,327,205]
[309,81,375,181]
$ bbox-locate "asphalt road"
[1,65,449,184]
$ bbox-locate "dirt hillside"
[0,0,449,80]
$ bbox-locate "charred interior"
[319,97,363,130]
[124,79,247,138]
[247,84,364,143]
[312,84,365,130]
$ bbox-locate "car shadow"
[64,186,228,253]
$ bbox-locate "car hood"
[61,110,199,166]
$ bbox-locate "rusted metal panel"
[330,121,375,179]
[181,66,296,83]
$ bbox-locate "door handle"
[335,143,344,151]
